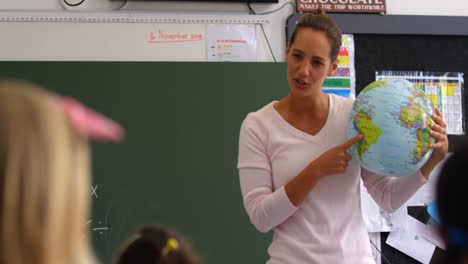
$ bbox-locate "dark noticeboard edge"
[287,13,468,42]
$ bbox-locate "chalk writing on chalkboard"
[89,185,109,235]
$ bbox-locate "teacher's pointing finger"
[342,134,364,149]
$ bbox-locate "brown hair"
[116,225,200,264]
[288,9,342,61]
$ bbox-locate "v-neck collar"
[270,94,334,141]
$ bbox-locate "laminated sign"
[297,0,386,14]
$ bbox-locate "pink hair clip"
[55,96,125,143]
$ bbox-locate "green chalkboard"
[0,61,288,264]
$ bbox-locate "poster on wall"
[296,0,386,14]
[376,71,465,135]
[206,24,257,62]
[322,34,356,98]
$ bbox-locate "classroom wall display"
[322,34,356,98]
[206,24,257,61]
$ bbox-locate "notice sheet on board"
[322,34,356,98]
[206,24,256,62]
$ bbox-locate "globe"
[347,79,435,176]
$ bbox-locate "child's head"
[116,225,199,264]
[0,79,123,264]
[436,143,468,263]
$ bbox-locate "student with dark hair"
[237,10,449,263]
[436,143,468,264]
[116,225,200,264]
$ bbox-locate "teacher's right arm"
[237,116,297,233]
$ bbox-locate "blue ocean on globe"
[347,79,435,176]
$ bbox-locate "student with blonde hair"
[0,79,124,264]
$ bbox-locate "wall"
[0,0,467,61]
[1,0,467,61]
[2,0,467,15]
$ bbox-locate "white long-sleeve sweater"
[237,94,427,264]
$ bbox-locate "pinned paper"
[386,216,436,264]
[206,24,256,62]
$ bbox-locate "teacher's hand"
[420,108,448,179]
[312,134,364,178]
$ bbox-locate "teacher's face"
[285,28,337,97]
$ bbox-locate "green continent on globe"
[400,101,433,164]
[353,110,382,160]
[361,79,388,93]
